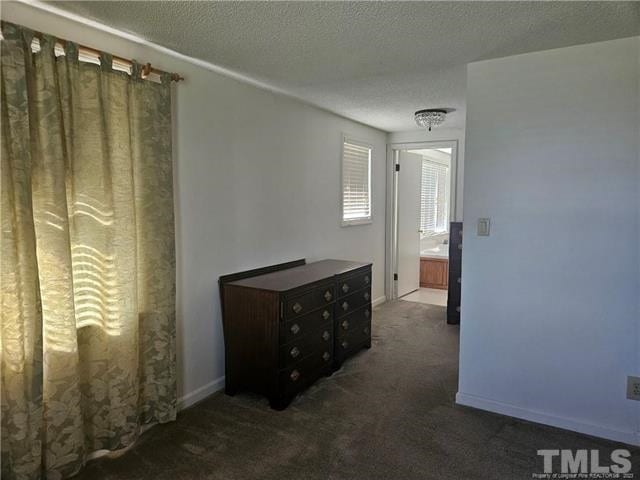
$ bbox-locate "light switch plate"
[627,376,640,401]
[477,218,490,236]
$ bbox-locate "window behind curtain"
[420,159,449,236]
[341,138,372,225]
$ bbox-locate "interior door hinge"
[395,164,400,172]
[393,273,398,281]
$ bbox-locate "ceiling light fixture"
[414,109,447,131]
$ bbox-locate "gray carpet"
[76,300,638,479]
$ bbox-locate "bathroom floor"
[401,288,448,307]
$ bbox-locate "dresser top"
[226,259,371,292]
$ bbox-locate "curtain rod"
[2,23,185,82]
[60,40,185,82]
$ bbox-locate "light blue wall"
[458,36,640,445]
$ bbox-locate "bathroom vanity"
[419,256,449,289]
[419,242,449,289]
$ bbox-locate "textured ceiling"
[50,1,640,132]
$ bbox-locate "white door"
[397,151,422,298]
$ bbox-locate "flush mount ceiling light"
[414,109,447,131]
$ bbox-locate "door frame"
[385,140,459,301]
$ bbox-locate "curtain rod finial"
[141,62,152,78]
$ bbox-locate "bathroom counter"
[420,243,449,259]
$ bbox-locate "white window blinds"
[341,139,372,225]
[420,159,449,236]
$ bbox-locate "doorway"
[386,141,457,306]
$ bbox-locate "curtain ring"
[130,60,141,81]
[100,51,113,72]
[160,72,172,85]
[21,28,34,52]
[39,33,56,54]
[1,21,28,41]
[64,41,79,62]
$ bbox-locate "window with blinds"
[341,138,372,225]
[420,159,449,236]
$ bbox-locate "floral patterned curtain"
[1,22,176,480]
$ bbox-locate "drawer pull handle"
[290,370,300,382]
[364,275,370,284]
[290,323,300,335]
[456,306,461,313]
[341,341,349,349]
[364,292,370,301]
[322,310,330,320]
[322,351,331,362]
[363,326,370,335]
[324,290,333,302]
[458,244,463,250]
[342,301,349,311]
[364,309,370,318]
[290,347,300,358]
[322,330,330,341]
[292,302,303,314]
[457,277,461,284]
[341,320,349,330]
[342,283,349,293]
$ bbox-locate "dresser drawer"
[279,348,333,397]
[336,318,371,355]
[283,283,335,321]
[335,304,371,339]
[336,287,371,318]
[336,269,372,298]
[281,306,333,344]
[279,321,332,367]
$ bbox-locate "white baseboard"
[178,376,225,411]
[456,392,639,447]
[177,295,381,410]
[176,297,386,411]
[372,295,386,308]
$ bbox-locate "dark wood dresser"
[219,259,373,409]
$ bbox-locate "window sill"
[342,218,372,227]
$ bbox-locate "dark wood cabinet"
[447,222,462,324]
[220,259,372,410]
